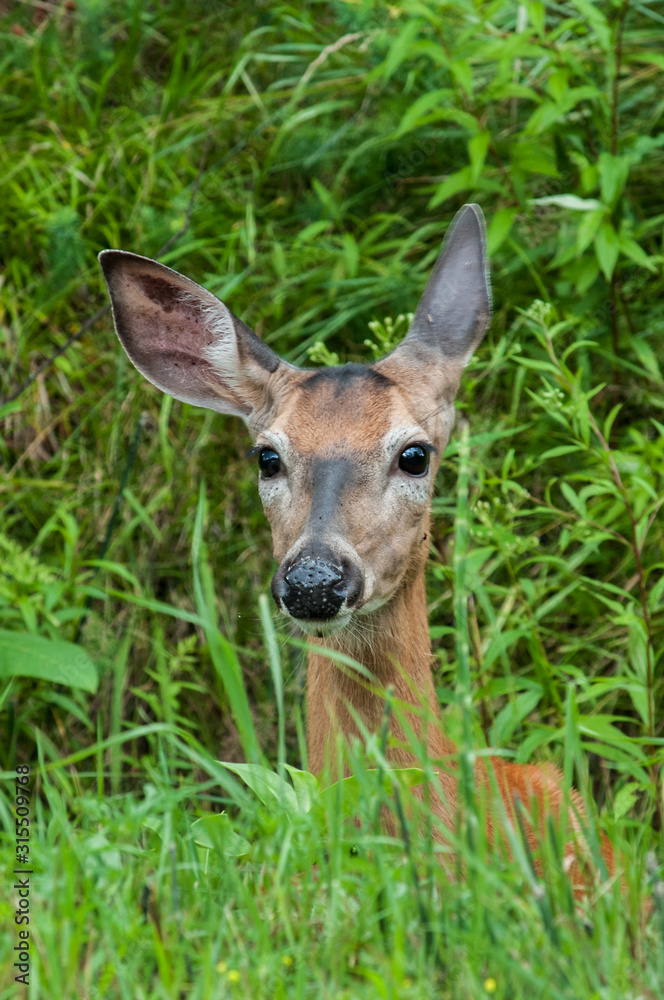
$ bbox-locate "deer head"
[99,205,490,641]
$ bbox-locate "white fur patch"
[173,288,246,395]
[194,297,245,390]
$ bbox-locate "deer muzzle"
[271,545,364,622]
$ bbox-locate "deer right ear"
[99,250,282,419]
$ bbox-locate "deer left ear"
[99,250,282,420]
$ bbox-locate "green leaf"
[535,581,581,621]
[647,565,664,613]
[0,400,23,420]
[618,237,658,272]
[280,100,350,134]
[571,255,600,295]
[492,689,542,745]
[311,179,339,222]
[526,0,545,35]
[594,222,620,280]
[577,715,632,744]
[570,0,611,52]
[428,165,473,208]
[575,209,605,255]
[547,68,568,102]
[630,337,662,379]
[394,89,458,136]
[0,630,98,692]
[581,742,646,767]
[525,87,603,134]
[191,813,251,857]
[321,768,427,819]
[106,589,205,626]
[538,445,585,462]
[613,782,640,820]
[531,195,603,212]
[444,423,532,454]
[450,59,473,97]
[513,357,559,374]
[84,559,142,590]
[524,101,561,134]
[510,142,558,177]
[487,208,517,255]
[218,761,299,812]
[598,152,630,210]
[627,617,649,685]
[468,131,490,182]
[294,220,331,245]
[381,19,422,82]
[630,51,664,72]
[284,764,319,814]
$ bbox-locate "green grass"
[1,0,663,995]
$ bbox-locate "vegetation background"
[0,0,663,996]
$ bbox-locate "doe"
[100,205,612,883]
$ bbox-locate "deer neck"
[305,555,458,779]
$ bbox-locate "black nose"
[271,548,363,621]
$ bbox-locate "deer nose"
[271,549,363,621]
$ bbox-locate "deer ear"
[99,250,281,419]
[390,204,491,367]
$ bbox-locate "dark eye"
[258,448,281,478]
[398,445,429,477]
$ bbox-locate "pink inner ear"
[135,272,183,311]
[107,259,251,416]
[129,272,216,361]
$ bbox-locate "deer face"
[100,205,491,637]
[252,364,455,636]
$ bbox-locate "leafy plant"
[0,0,662,994]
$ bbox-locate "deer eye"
[398,445,429,477]
[258,448,281,478]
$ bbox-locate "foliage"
[0,0,663,995]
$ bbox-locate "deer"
[99,204,614,889]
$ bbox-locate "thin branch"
[610,1,630,157]
[2,305,110,408]
[294,32,363,97]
